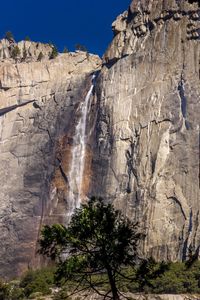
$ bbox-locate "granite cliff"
[0,0,199,278]
[91,0,200,261]
[0,40,101,277]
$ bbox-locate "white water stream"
[67,74,96,219]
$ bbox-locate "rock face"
[0,39,54,62]
[0,0,199,279]
[0,46,101,278]
[91,0,200,260]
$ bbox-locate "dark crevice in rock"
[193,210,199,243]
[103,57,119,69]
[0,85,10,91]
[57,159,69,187]
[168,196,187,220]
[127,9,137,24]
[140,119,171,130]
[0,100,35,116]
[103,55,129,69]
[178,77,187,119]
[33,102,42,110]
[189,209,193,233]
[178,64,191,131]
[182,237,189,261]
[125,141,138,193]
[187,0,200,6]
[151,153,157,175]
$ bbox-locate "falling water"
[67,74,96,219]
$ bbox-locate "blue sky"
[1,0,131,57]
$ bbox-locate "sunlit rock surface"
[82,294,200,300]
[0,45,101,278]
[91,0,200,260]
[0,0,199,279]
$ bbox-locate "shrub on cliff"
[63,47,69,53]
[75,43,88,52]
[19,267,55,297]
[39,197,143,300]
[49,45,58,59]
[5,31,14,41]
[0,279,24,300]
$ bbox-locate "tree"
[135,257,168,293]
[75,43,88,52]
[5,31,14,41]
[25,36,31,41]
[39,197,142,299]
[49,45,58,59]
[63,47,69,53]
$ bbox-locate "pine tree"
[49,45,58,59]
[39,197,142,299]
[63,47,69,53]
[75,43,88,52]
[5,31,14,41]
[25,36,31,41]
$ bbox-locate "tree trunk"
[106,267,120,300]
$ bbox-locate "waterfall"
[67,74,96,219]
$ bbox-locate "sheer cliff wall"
[0,44,101,277]
[0,0,199,278]
[91,0,200,260]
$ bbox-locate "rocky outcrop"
[0,47,101,278]
[91,0,200,260]
[33,293,200,300]
[0,39,54,62]
[124,295,199,300]
[65,293,200,300]
[87,294,200,300]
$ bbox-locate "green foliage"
[19,267,55,297]
[11,46,21,59]
[53,287,70,300]
[25,36,31,41]
[0,280,9,300]
[1,261,200,299]
[28,292,43,299]
[39,197,142,299]
[75,43,88,52]
[7,285,24,300]
[63,47,69,53]
[148,261,200,294]
[37,52,44,61]
[49,45,58,59]
[5,31,14,40]
[0,280,24,300]
[135,257,169,292]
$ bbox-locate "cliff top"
[0,38,101,64]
